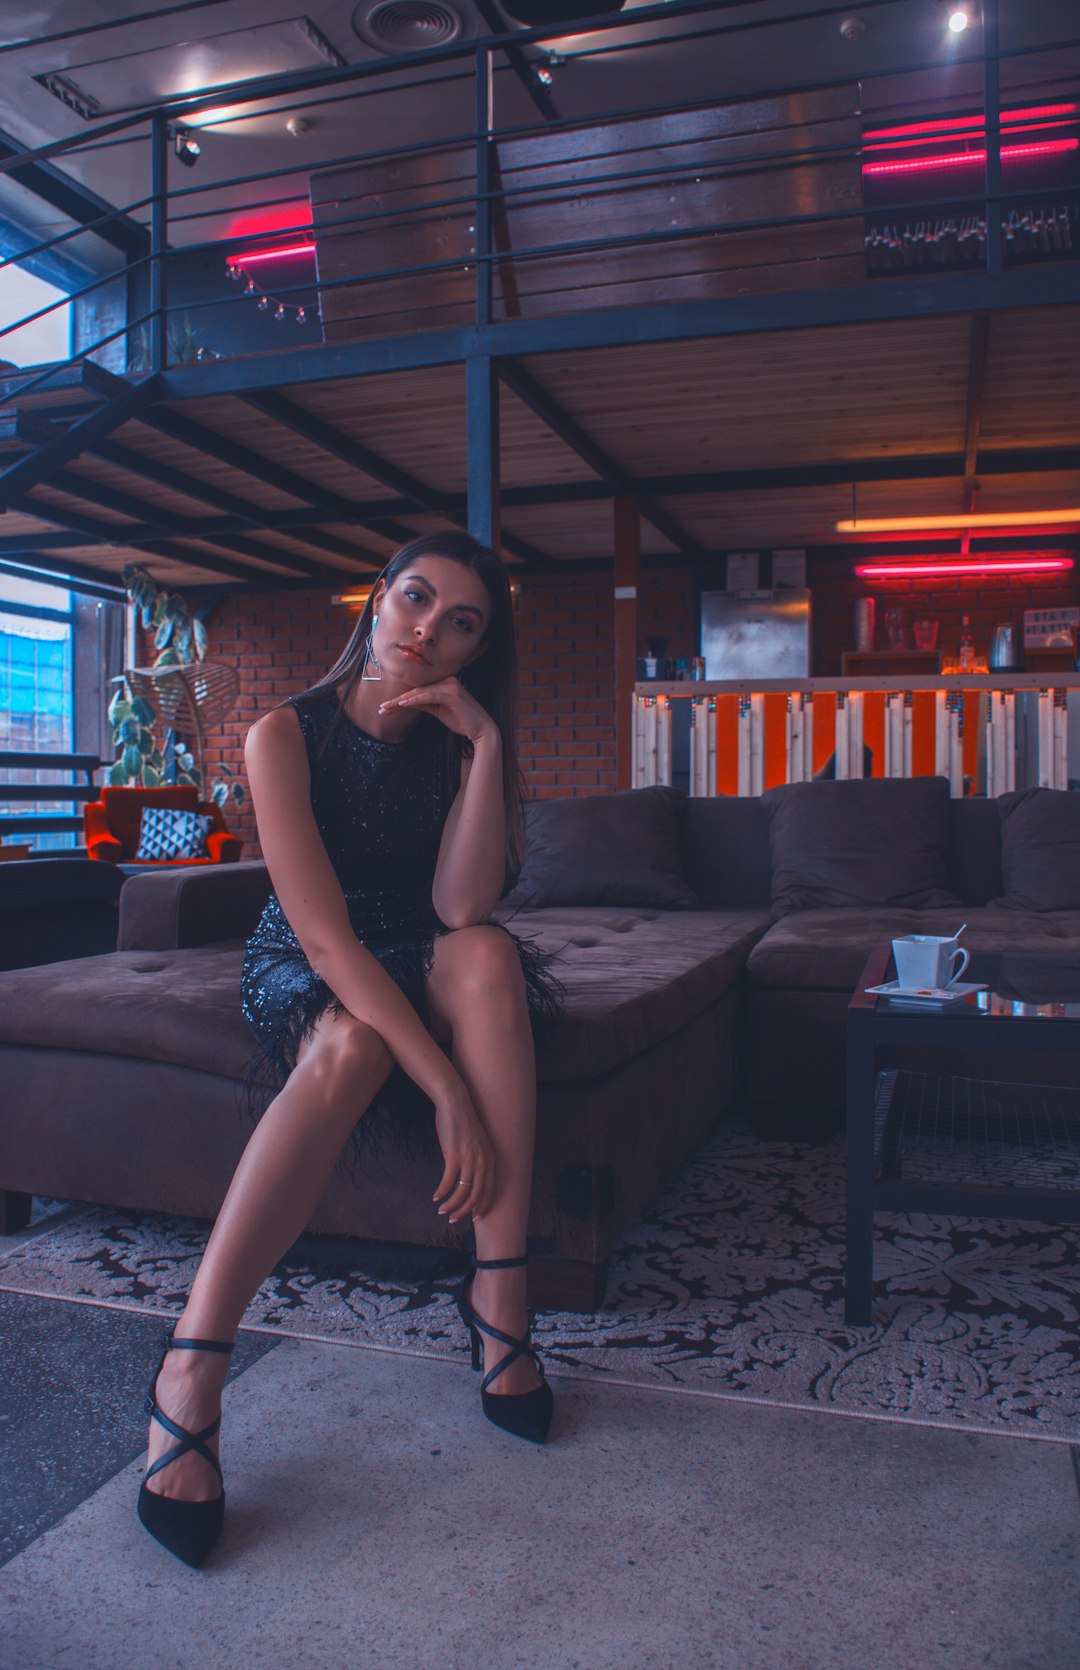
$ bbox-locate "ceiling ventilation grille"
[351,1,466,54]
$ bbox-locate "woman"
[137,530,563,1569]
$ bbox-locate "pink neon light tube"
[863,104,1078,143]
[229,244,317,267]
[863,140,1078,177]
[854,557,1075,579]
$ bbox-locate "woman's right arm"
[244,706,464,1111]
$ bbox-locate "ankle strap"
[166,1333,234,1354]
[473,1255,527,1270]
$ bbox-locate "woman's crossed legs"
[143,924,539,1502]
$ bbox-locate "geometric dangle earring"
[361,611,383,681]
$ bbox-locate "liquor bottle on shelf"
[958,614,976,671]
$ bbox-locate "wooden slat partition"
[311,90,865,343]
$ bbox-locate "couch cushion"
[747,905,1080,993]
[505,787,698,910]
[761,776,959,916]
[499,906,771,1078]
[0,909,771,1089]
[992,788,1080,911]
[0,940,256,1079]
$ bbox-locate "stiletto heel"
[454,1254,554,1445]
[137,1326,235,1568]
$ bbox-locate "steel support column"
[149,112,168,372]
[467,357,500,553]
[614,498,641,791]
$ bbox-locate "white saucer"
[865,979,987,1007]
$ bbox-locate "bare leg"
[426,926,542,1398]
[144,1010,392,1501]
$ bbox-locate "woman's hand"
[379,678,497,748]
[432,1083,496,1224]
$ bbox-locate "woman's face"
[372,555,492,685]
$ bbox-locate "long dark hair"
[294,530,526,863]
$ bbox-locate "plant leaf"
[123,745,141,775]
[143,766,160,787]
[108,760,128,786]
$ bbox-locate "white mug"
[892,934,970,991]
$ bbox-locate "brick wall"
[136,555,1076,860]
[136,565,694,860]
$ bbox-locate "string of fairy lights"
[224,258,319,325]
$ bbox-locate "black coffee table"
[845,944,1080,1325]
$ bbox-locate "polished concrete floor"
[2,1273,1079,1670]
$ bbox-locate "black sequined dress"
[239,684,562,1161]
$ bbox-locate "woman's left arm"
[378,676,507,928]
[431,728,506,928]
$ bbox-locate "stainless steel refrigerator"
[700,589,812,680]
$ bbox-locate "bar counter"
[632,674,1080,797]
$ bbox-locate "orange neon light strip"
[837,510,1080,534]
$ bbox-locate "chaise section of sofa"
[0,858,770,1310]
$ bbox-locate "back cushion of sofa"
[947,797,1003,903]
[682,797,772,906]
[761,776,959,915]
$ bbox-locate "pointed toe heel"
[137,1481,225,1570]
[455,1254,554,1446]
[138,1328,234,1568]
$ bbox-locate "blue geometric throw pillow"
[134,805,213,861]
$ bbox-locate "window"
[0,262,72,367]
[0,577,74,849]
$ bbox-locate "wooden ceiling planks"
[3,300,1078,589]
[978,307,1080,451]
[518,315,976,477]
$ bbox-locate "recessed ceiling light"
[948,10,969,33]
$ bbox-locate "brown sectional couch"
[2,788,1078,1311]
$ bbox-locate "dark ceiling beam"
[10,491,327,585]
[15,415,352,579]
[138,405,419,552]
[85,435,399,564]
[239,389,556,570]
[0,127,149,261]
[495,445,1080,504]
[498,359,704,557]
[472,0,560,124]
[162,264,1080,405]
[0,373,157,511]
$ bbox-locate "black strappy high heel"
[137,1326,235,1569]
[455,1254,554,1445]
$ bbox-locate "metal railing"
[0,0,1075,400]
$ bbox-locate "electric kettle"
[988,623,1022,671]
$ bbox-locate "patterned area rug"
[3,1120,1078,1443]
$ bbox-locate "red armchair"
[84,786,244,866]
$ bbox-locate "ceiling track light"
[173,127,201,167]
